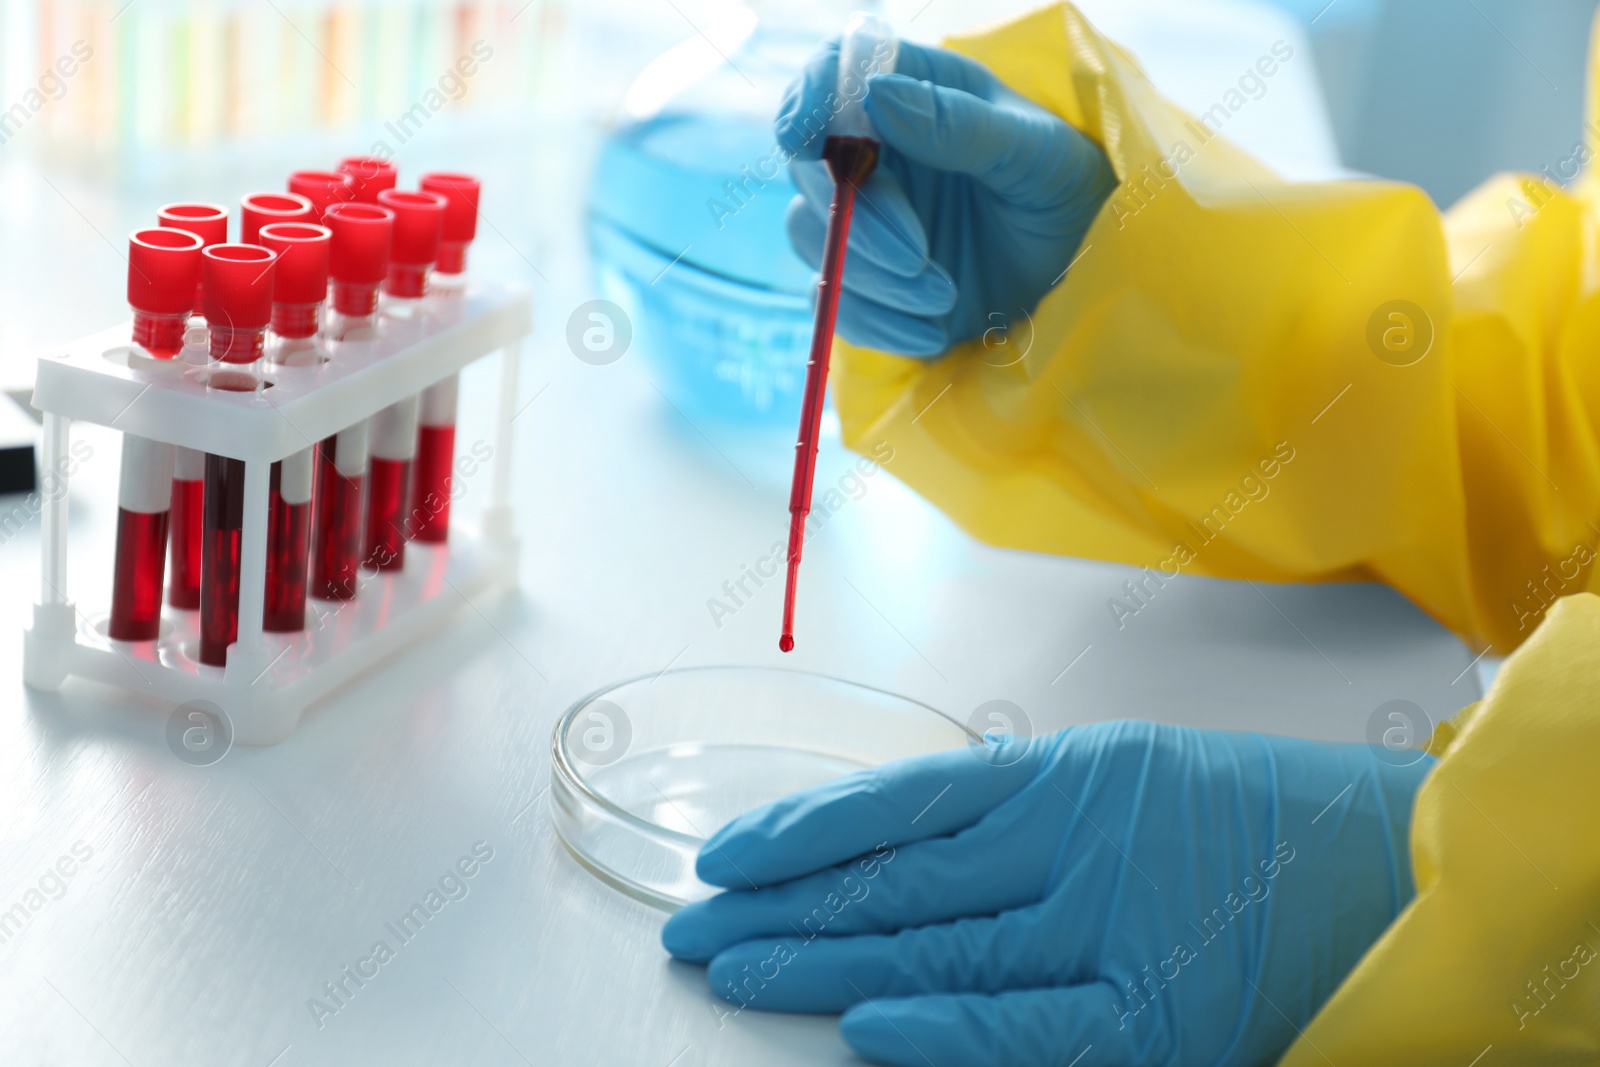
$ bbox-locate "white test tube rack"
[23,282,532,745]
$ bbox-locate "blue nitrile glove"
[662,721,1434,1067]
[775,39,1118,357]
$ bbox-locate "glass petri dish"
[550,666,972,909]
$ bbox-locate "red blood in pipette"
[779,135,879,653]
[264,454,313,632]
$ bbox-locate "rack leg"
[40,412,68,604]
[483,338,521,544]
[25,412,76,689]
[226,457,272,684]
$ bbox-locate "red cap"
[339,156,398,203]
[202,244,277,330]
[377,189,447,267]
[288,170,355,219]
[325,202,394,285]
[418,173,479,243]
[128,227,204,314]
[241,192,315,244]
[257,223,331,305]
[158,202,229,248]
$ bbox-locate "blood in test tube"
[240,191,314,245]
[202,244,277,364]
[409,375,458,543]
[324,202,393,340]
[168,447,205,609]
[288,169,356,221]
[158,202,228,311]
[418,173,480,281]
[365,397,419,570]
[199,451,246,667]
[339,156,397,203]
[258,222,331,363]
[264,448,314,632]
[376,189,446,302]
[109,436,176,641]
[311,422,369,600]
[127,227,203,359]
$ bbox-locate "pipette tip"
[779,633,794,653]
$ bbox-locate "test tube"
[418,173,480,282]
[376,189,446,302]
[288,169,356,221]
[128,227,203,359]
[202,244,277,363]
[109,436,176,641]
[196,247,275,666]
[158,202,228,312]
[240,191,314,245]
[311,423,369,600]
[258,222,331,363]
[324,202,393,340]
[264,448,314,632]
[409,376,457,543]
[168,447,204,609]
[339,156,397,203]
[199,451,245,667]
[365,397,419,570]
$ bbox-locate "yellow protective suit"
[836,5,1600,658]
[829,4,1600,1062]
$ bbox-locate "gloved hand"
[662,721,1434,1067]
[775,39,1118,357]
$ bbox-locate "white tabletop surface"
[0,25,1483,1067]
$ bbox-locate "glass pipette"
[780,14,897,653]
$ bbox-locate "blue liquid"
[589,111,815,424]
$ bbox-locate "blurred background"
[0,0,1596,412]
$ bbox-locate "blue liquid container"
[588,12,830,425]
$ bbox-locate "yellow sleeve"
[832,2,1600,655]
[1281,592,1600,1065]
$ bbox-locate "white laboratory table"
[0,110,1482,1067]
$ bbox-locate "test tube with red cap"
[264,448,314,632]
[376,188,446,307]
[324,201,393,341]
[197,246,275,667]
[418,173,480,283]
[113,229,196,637]
[240,191,314,245]
[168,447,204,609]
[202,244,277,364]
[365,397,419,570]
[288,169,355,221]
[311,422,369,600]
[340,156,397,203]
[258,222,331,363]
[158,203,228,314]
[128,227,202,359]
